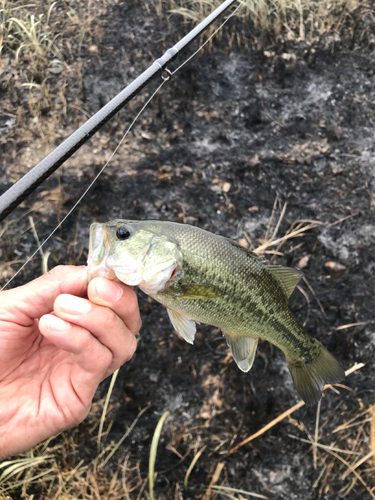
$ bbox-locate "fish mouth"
[87,223,183,291]
[87,223,116,282]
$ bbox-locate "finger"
[87,278,142,335]
[39,314,111,398]
[2,266,88,324]
[53,294,137,374]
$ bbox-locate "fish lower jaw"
[112,269,142,286]
[87,265,116,282]
[139,281,165,295]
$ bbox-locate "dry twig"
[228,363,365,456]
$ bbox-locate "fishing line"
[1,0,244,290]
[1,81,166,290]
[0,0,240,222]
[171,0,244,76]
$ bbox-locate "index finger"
[0,266,87,324]
[87,277,142,335]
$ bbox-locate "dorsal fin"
[268,265,302,298]
[228,239,268,265]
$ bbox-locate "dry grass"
[3,385,372,499]
[0,0,64,119]
[1,0,372,140]
[0,0,100,146]
[0,1,60,67]
[167,0,372,46]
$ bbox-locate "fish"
[87,219,345,405]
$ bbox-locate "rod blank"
[0,0,238,222]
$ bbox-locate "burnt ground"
[1,1,375,499]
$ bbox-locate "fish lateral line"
[172,283,223,300]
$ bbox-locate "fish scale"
[87,219,345,405]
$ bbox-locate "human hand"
[0,265,140,460]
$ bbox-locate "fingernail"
[59,294,91,315]
[95,278,123,303]
[44,315,71,332]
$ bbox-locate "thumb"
[1,266,88,324]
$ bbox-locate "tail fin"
[287,341,345,406]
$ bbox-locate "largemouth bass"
[87,219,344,405]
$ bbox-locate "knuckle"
[123,294,141,326]
[134,318,142,334]
[125,334,137,361]
[97,349,113,370]
[70,403,92,427]
[76,330,93,351]
[44,265,66,280]
[124,290,139,315]
[102,307,118,330]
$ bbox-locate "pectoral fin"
[223,331,259,372]
[167,308,197,344]
[172,283,222,300]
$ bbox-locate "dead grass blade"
[1,468,55,493]
[287,435,362,456]
[209,484,270,499]
[271,202,287,242]
[326,212,359,228]
[334,322,373,331]
[345,362,366,376]
[149,410,170,500]
[202,461,225,500]
[99,404,150,469]
[302,275,326,318]
[327,450,375,498]
[333,415,372,433]
[97,368,119,451]
[371,406,375,468]
[254,221,322,255]
[341,451,374,480]
[313,399,322,469]
[288,434,375,498]
[264,193,280,241]
[228,362,365,455]
[184,445,206,489]
[0,455,52,484]
[227,400,305,455]
[29,215,49,273]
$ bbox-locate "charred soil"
[1,1,375,499]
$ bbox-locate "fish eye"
[116,226,131,240]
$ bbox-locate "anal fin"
[167,308,196,345]
[223,331,259,372]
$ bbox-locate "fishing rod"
[0,0,239,222]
